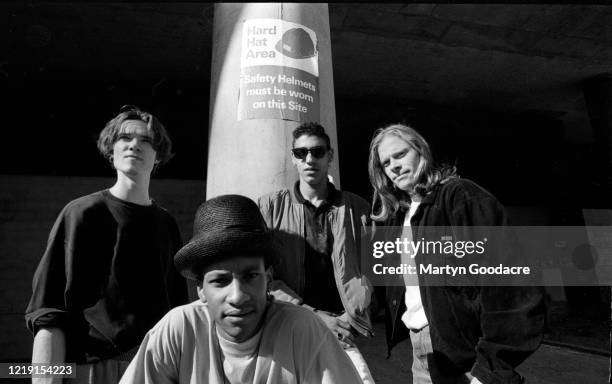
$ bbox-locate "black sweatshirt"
[26,190,188,363]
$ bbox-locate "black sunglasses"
[291,146,328,159]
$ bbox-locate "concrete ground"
[1,320,607,384]
[357,321,610,384]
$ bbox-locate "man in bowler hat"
[120,194,362,383]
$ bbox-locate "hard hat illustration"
[275,28,316,59]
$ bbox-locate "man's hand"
[315,310,356,348]
[32,327,66,384]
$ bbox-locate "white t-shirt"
[400,201,429,331]
[119,300,362,384]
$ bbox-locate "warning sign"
[238,18,319,122]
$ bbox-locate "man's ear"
[327,147,334,163]
[265,267,273,288]
[196,281,207,303]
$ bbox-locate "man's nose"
[304,151,315,163]
[227,280,249,306]
[390,159,401,173]
[127,137,141,151]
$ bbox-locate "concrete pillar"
[206,3,339,200]
[583,74,612,208]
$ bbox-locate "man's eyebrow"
[205,270,231,277]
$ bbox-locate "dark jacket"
[382,178,545,384]
[258,185,373,336]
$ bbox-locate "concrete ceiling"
[330,4,611,112]
[3,3,611,131]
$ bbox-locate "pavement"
[357,321,611,384]
[1,320,607,384]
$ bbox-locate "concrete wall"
[0,175,205,361]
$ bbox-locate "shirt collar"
[293,180,340,207]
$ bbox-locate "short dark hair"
[97,105,174,168]
[292,122,331,150]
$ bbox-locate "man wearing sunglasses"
[26,106,188,383]
[257,122,375,383]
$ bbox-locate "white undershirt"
[217,328,263,384]
[400,202,428,331]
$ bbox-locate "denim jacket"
[257,186,373,336]
[381,178,545,384]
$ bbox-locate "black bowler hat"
[174,194,273,280]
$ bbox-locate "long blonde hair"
[368,124,457,222]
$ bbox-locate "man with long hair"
[368,123,545,384]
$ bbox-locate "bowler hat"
[174,194,273,280]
